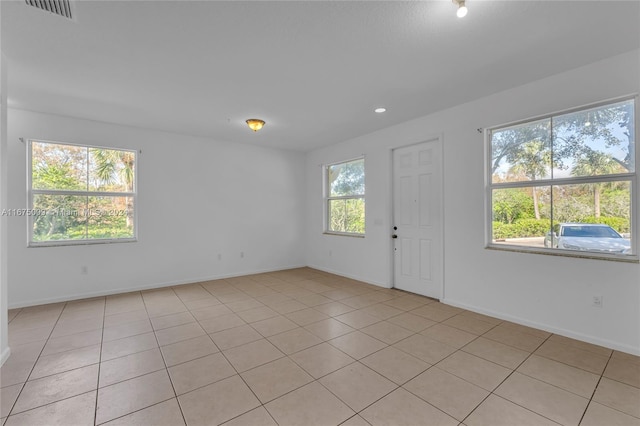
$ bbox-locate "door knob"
[392,235,398,239]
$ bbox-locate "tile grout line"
[260,291,412,422]
[197,280,282,426]
[4,301,68,421]
[95,397,177,426]
[314,360,398,422]
[459,331,564,426]
[576,349,614,426]
[181,278,278,424]
[390,312,503,425]
[92,297,108,426]
[143,287,189,426]
[204,275,375,424]
[456,334,551,423]
[379,315,516,423]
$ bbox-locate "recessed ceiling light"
[453,0,468,18]
[374,107,387,113]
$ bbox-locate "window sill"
[323,232,365,238]
[29,238,137,248]
[486,244,639,263]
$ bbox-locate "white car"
[544,223,631,254]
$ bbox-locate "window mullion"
[327,195,365,201]
[550,116,554,231]
[85,146,89,241]
[31,189,135,197]
[491,173,635,190]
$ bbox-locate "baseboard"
[307,264,390,289]
[0,346,10,367]
[442,298,640,356]
[8,264,307,309]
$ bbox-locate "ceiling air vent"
[25,0,73,20]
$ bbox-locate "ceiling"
[2,1,639,151]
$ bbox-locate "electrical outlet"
[592,295,603,308]
[81,265,88,275]
[240,252,244,258]
[328,250,332,257]
[217,254,222,261]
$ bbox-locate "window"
[28,140,137,246]
[325,158,365,236]
[487,98,636,260]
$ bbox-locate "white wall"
[7,110,306,307]
[1,49,10,366]
[306,50,640,355]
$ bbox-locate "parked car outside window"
[544,223,631,254]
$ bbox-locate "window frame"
[323,157,365,237]
[485,96,638,262]
[27,139,138,247]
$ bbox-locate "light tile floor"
[1,268,639,426]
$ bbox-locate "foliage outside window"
[488,98,636,259]
[325,158,365,235]
[28,140,136,246]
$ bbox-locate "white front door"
[392,139,443,298]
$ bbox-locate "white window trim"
[323,156,365,237]
[27,139,138,247]
[485,95,639,262]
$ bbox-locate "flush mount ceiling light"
[374,107,387,113]
[246,119,265,132]
[453,0,468,18]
